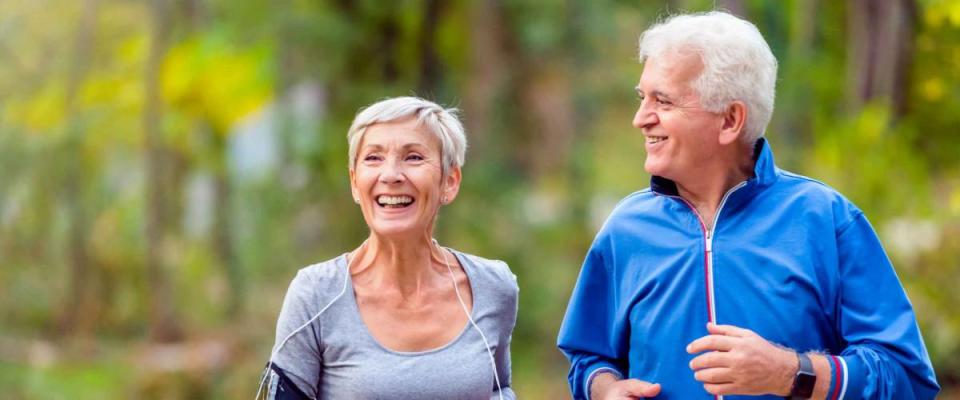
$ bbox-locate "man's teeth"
[377,195,414,206]
[647,136,667,144]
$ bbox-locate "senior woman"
[257,97,518,400]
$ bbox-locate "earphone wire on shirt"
[436,239,504,400]
[255,239,503,400]
[254,242,354,400]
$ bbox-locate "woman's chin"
[368,221,426,238]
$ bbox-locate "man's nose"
[633,101,657,129]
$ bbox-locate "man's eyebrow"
[652,90,672,100]
[635,88,672,100]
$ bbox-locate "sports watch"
[786,352,816,399]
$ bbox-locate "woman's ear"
[441,166,462,205]
[718,101,747,145]
[349,169,360,203]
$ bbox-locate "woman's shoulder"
[296,254,349,281]
[454,250,518,296]
[283,254,350,309]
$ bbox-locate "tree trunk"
[144,0,182,343]
[718,0,747,17]
[846,0,916,120]
[59,0,97,337]
[210,135,243,318]
[379,4,399,83]
[417,0,444,96]
[775,0,818,166]
[890,0,916,118]
[464,0,509,155]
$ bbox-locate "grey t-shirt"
[269,249,519,400]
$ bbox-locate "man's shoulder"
[775,169,854,203]
[609,188,661,216]
[592,188,669,236]
[771,169,864,225]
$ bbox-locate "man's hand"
[591,372,661,399]
[686,323,797,396]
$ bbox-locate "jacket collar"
[650,137,777,196]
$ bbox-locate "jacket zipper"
[675,181,747,400]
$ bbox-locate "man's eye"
[657,98,671,105]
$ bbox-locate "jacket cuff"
[826,355,858,400]
[584,364,623,400]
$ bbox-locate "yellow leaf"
[921,78,945,102]
[950,2,960,26]
[160,36,273,134]
[950,187,960,216]
[4,83,67,134]
[925,4,945,29]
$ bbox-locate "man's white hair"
[347,96,467,175]
[639,11,778,143]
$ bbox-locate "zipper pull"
[706,230,713,252]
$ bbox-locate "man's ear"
[718,101,747,145]
[441,166,462,204]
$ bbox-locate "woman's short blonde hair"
[347,96,467,176]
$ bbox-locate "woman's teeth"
[377,195,414,207]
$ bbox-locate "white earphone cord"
[255,239,503,400]
[437,240,504,400]
[255,261,351,399]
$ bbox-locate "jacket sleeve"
[833,213,939,399]
[557,240,629,400]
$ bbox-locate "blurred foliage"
[1,0,959,399]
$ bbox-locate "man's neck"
[675,151,755,230]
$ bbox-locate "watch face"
[795,372,816,397]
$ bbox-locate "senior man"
[557,11,939,400]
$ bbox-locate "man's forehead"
[639,52,703,89]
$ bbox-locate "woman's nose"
[378,160,406,183]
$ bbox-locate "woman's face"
[350,117,460,238]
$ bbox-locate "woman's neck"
[350,233,445,299]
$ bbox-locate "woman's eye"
[363,154,382,162]
[406,154,424,161]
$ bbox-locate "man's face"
[633,52,725,184]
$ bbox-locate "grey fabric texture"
[270,249,519,400]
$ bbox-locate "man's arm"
[686,214,940,399]
[558,243,632,399]
[830,213,939,399]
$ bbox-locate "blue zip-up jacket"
[557,139,939,400]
